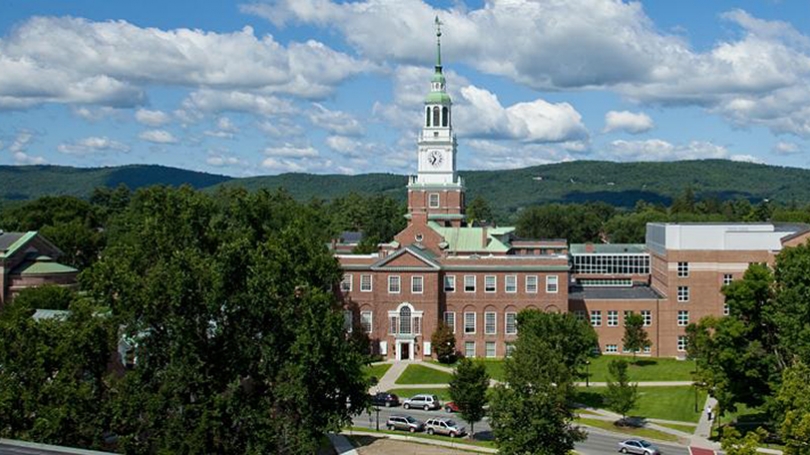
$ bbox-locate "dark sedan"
[370,392,400,407]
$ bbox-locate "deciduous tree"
[431,322,457,364]
[622,312,651,362]
[449,358,489,438]
[605,359,638,424]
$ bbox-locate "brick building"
[336,23,810,361]
[0,230,79,306]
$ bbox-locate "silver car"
[386,415,424,433]
[425,418,467,438]
[403,394,441,410]
[618,439,661,455]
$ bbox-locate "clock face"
[428,150,444,167]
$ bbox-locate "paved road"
[353,407,692,455]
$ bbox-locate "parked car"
[443,401,459,413]
[403,394,441,410]
[425,418,466,438]
[386,415,424,433]
[370,392,400,407]
[618,439,661,455]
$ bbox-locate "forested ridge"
[4,160,810,219]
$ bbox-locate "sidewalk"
[328,433,359,455]
[370,360,410,392]
[576,407,693,442]
[690,396,720,451]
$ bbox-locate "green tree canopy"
[431,322,457,364]
[622,312,651,362]
[488,310,594,454]
[82,186,370,454]
[605,359,638,423]
[448,358,489,438]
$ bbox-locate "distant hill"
[0,165,232,200]
[3,160,810,214]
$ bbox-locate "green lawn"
[364,363,392,382]
[432,356,696,383]
[654,422,697,434]
[576,418,681,443]
[395,364,453,385]
[575,386,707,423]
[583,356,696,382]
[388,387,452,401]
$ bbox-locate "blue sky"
[2,0,810,176]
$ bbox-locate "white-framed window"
[608,310,619,327]
[444,311,456,334]
[485,312,497,335]
[344,310,353,332]
[429,193,440,208]
[399,306,412,335]
[464,312,476,334]
[505,343,516,357]
[677,262,689,278]
[574,310,586,322]
[526,275,538,293]
[341,274,352,292]
[590,310,602,327]
[411,275,424,294]
[465,341,476,358]
[723,304,730,316]
[546,275,559,293]
[388,275,401,294]
[360,311,373,334]
[505,275,517,293]
[641,310,652,327]
[677,335,688,352]
[605,344,618,353]
[678,310,689,326]
[444,275,456,292]
[486,342,497,358]
[723,274,733,286]
[643,345,651,354]
[360,274,372,292]
[677,286,689,302]
[485,275,496,293]
[622,345,634,354]
[505,312,517,335]
[464,275,476,293]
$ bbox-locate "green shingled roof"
[0,231,38,258]
[428,222,515,253]
[425,91,452,104]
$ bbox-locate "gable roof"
[370,245,441,271]
[11,255,78,276]
[0,231,38,259]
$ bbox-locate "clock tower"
[407,17,466,228]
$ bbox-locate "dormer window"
[416,233,424,242]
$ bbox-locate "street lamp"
[585,360,591,387]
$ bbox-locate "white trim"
[360,274,373,292]
[388,275,401,294]
[484,275,497,293]
[341,274,353,292]
[464,311,476,335]
[546,275,559,294]
[464,275,476,293]
[444,311,456,334]
[361,310,373,334]
[525,275,538,293]
[411,275,424,294]
[429,192,441,208]
[505,275,517,293]
[444,275,456,293]
[484,311,497,335]
[396,340,415,360]
[505,312,517,335]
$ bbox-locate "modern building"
[336,22,810,360]
[0,230,79,306]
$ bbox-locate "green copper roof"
[14,256,78,276]
[425,91,452,104]
[0,231,38,258]
[428,221,515,253]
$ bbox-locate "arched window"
[399,306,412,334]
[426,107,431,127]
[433,106,440,127]
[442,107,448,127]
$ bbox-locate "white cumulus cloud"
[58,136,130,155]
[603,110,654,134]
[135,109,172,127]
[605,139,731,162]
[139,129,178,144]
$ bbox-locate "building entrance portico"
[397,340,414,360]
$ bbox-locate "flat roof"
[569,285,662,300]
[570,243,647,255]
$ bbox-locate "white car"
[402,394,440,410]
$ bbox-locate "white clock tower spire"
[406,17,466,227]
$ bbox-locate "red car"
[443,401,459,413]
